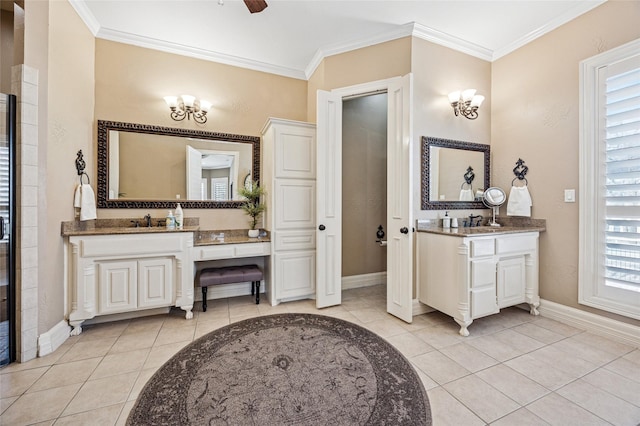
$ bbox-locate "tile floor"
[1,285,639,425]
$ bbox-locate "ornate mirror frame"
[97,120,260,209]
[421,136,490,210]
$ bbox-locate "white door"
[186,145,203,200]
[316,75,414,321]
[386,74,414,323]
[316,90,342,308]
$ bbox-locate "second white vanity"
[417,220,545,336]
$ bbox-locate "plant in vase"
[238,180,266,237]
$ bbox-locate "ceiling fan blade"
[243,0,268,13]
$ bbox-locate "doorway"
[316,74,413,322]
[342,93,388,287]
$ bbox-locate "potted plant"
[238,179,266,237]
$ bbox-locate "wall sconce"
[164,95,212,124]
[448,89,485,120]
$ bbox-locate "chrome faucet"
[144,214,152,227]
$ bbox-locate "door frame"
[316,75,414,322]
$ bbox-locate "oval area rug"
[128,313,431,425]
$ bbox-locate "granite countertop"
[416,217,546,237]
[61,218,201,237]
[194,229,270,246]
[61,218,271,244]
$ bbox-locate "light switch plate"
[564,189,576,202]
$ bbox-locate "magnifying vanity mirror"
[97,120,260,209]
[482,187,506,227]
[421,136,490,210]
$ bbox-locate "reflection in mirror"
[98,121,260,209]
[421,136,490,210]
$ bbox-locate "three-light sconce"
[164,95,212,124]
[448,89,485,120]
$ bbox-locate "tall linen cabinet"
[261,118,316,305]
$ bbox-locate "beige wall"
[306,37,412,121]
[43,0,95,333]
[491,0,640,325]
[94,40,308,229]
[411,37,492,222]
[342,93,387,277]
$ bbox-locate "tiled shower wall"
[12,64,38,362]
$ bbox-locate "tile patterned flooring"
[1,285,639,425]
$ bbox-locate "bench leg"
[202,287,208,312]
[254,281,260,304]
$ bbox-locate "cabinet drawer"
[470,239,495,257]
[496,234,537,255]
[471,287,499,319]
[275,230,316,251]
[195,242,271,260]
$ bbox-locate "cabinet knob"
[318,224,326,231]
[400,227,409,234]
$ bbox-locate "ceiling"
[71,0,605,80]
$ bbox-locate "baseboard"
[539,299,640,347]
[342,272,386,290]
[38,320,71,357]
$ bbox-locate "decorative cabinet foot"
[529,302,540,316]
[69,320,83,336]
[454,318,472,337]
[182,305,194,320]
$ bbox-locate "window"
[579,38,640,319]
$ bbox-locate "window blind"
[604,66,640,292]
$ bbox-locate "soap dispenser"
[442,211,451,229]
[175,202,184,230]
[166,210,175,229]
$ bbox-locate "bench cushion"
[199,265,263,287]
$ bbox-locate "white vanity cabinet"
[66,232,194,335]
[417,231,540,336]
[261,118,317,304]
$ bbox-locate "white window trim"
[579,38,640,320]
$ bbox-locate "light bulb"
[181,95,195,108]
[164,96,178,108]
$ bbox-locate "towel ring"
[80,172,90,185]
[460,182,473,189]
[511,176,528,186]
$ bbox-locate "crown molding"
[69,0,606,81]
[305,23,415,79]
[68,0,100,36]
[96,28,307,80]
[492,0,606,60]
[411,22,493,61]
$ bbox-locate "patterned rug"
[128,313,431,425]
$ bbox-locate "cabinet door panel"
[275,180,316,229]
[470,258,498,318]
[275,128,316,179]
[498,256,526,308]
[98,260,137,314]
[471,287,499,318]
[275,251,315,299]
[139,258,173,309]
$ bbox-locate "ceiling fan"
[243,0,268,13]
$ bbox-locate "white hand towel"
[73,184,82,208]
[507,186,532,217]
[79,184,97,221]
[459,189,474,201]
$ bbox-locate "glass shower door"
[0,93,16,367]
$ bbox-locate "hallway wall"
[342,93,387,277]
